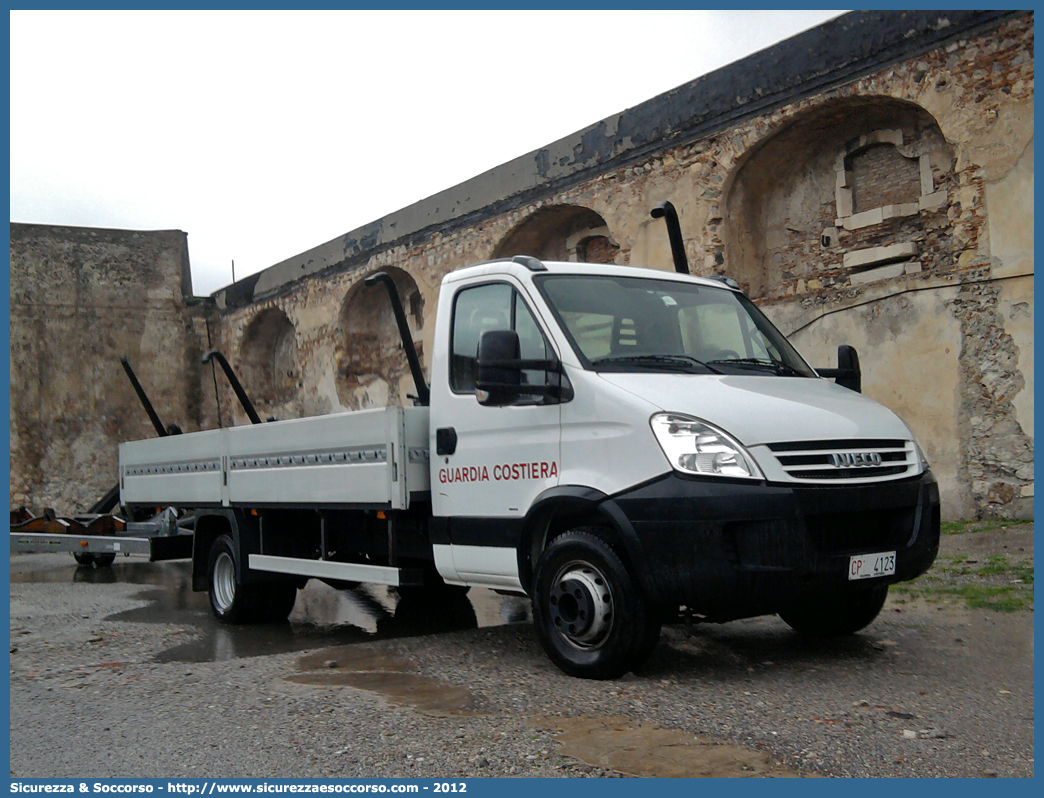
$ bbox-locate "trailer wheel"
[207,534,259,624]
[94,553,116,568]
[779,584,889,637]
[533,529,653,680]
[73,552,95,566]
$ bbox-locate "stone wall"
[9,224,205,513]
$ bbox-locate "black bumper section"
[607,471,940,622]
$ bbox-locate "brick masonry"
[850,145,923,213]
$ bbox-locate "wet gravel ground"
[9,532,1034,779]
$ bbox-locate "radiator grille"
[766,439,918,483]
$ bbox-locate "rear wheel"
[533,529,655,680]
[779,584,889,636]
[94,553,116,567]
[73,552,95,566]
[207,535,296,623]
[207,535,257,623]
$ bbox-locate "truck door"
[430,279,562,589]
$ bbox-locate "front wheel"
[532,529,655,680]
[779,584,889,636]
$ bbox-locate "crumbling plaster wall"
[744,16,1035,519]
[199,13,1031,520]
[9,224,206,513]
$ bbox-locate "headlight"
[650,413,763,480]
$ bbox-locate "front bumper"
[607,471,940,621]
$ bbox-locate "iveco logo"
[831,451,883,468]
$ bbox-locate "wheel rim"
[212,551,236,613]
[548,560,613,649]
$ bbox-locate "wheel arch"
[517,485,651,597]
[191,510,238,592]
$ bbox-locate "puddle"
[530,715,814,778]
[287,646,477,716]
[11,554,531,664]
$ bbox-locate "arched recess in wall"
[722,96,954,300]
[493,205,620,263]
[335,267,424,410]
[239,307,299,409]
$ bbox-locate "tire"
[73,552,95,566]
[779,584,889,637]
[532,529,652,680]
[93,553,116,567]
[207,534,259,624]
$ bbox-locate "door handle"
[436,427,457,456]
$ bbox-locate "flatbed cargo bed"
[119,406,430,510]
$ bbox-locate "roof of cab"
[442,256,739,292]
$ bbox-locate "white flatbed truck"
[105,250,942,679]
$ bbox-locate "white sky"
[10,10,845,296]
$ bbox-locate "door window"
[450,283,549,395]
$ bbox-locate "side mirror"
[817,344,862,393]
[476,330,522,407]
[475,330,569,406]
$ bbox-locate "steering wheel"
[705,349,741,361]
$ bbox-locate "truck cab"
[426,257,939,678]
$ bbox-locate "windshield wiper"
[706,357,804,376]
[591,354,722,374]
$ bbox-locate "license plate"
[848,551,896,580]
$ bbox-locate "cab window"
[536,274,815,377]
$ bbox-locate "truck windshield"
[535,274,816,377]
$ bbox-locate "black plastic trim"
[606,470,940,620]
[444,516,525,549]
